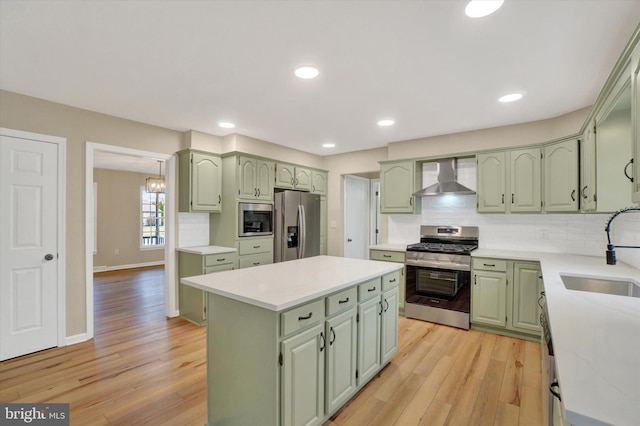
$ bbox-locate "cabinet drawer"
[370,250,405,263]
[239,252,272,269]
[358,278,381,302]
[473,258,507,272]
[326,287,357,316]
[238,239,272,255]
[281,299,325,337]
[204,253,236,267]
[382,271,401,291]
[204,264,234,274]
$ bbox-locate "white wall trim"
[93,260,165,273]
[86,143,177,342]
[65,333,90,346]
[0,127,67,350]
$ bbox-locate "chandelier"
[145,160,165,193]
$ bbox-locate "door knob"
[44,254,54,261]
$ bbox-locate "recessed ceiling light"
[218,121,236,129]
[498,93,524,103]
[295,66,319,79]
[465,0,504,18]
[377,119,395,127]
[322,143,336,148]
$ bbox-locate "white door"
[344,175,369,259]
[1,134,60,360]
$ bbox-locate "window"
[141,187,165,247]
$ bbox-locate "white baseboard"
[65,333,91,346]
[93,260,165,273]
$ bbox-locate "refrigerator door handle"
[299,204,306,259]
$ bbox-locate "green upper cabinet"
[633,41,640,203]
[238,156,274,201]
[178,149,222,212]
[543,139,579,212]
[379,161,421,214]
[580,122,597,212]
[275,163,312,191]
[509,148,542,212]
[311,170,328,195]
[477,152,507,212]
[477,149,540,213]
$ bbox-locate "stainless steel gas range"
[405,225,478,329]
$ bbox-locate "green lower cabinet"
[357,294,382,386]
[472,270,508,328]
[380,286,399,364]
[471,258,542,340]
[281,323,325,426]
[325,307,357,414]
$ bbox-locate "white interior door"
[1,134,60,360]
[344,175,370,259]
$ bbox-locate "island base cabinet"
[381,286,399,364]
[357,296,381,386]
[281,323,325,426]
[325,308,357,414]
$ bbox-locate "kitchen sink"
[561,274,640,298]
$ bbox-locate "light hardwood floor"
[0,266,542,426]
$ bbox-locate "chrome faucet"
[605,206,640,265]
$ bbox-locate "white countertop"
[180,255,403,312]
[473,249,640,426]
[176,245,237,255]
[369,243,408,252]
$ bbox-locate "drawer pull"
[483,263,496,267]
[216,258,226,262]
[389,278,396,283]
[368,286,377,292]
[383,254,392,258]
[338,297,350,304]
[253,245,261,249]
[253,262,260,266]
[298,312,313,321]
[550,381,562,401]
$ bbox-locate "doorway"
[85,143,176,341]
[344,175,371,259]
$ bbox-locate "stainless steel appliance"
[274,190,321,262]
[238,202,273,237]
[405,225,478,329]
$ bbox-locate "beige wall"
[387,107,590,161]
[93,169,164,268]
[0,90,184,337]
[222,133,325,169]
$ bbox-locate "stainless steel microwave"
[238,202,274,237]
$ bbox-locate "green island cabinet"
[177,248,237,325]
[190,266,400,426]
[369,248,406,312]
[379,161,422,214]
[471,257,542,340]
[275,163,312,191]
[177,149,222,212]
[476,147,542,213]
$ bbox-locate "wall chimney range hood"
[413,158,475,196]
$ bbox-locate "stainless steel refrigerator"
[274,190,321,262]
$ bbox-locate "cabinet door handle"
[501,194,505,204]
[255,188,258,197]
[570,189,576,202]
[581,185,588,200]
[329,327,336,345]
[538,291,545,308]
[257,188,261,197]
[368,286,376,292]
[379,301,383,316]
[511,194,514,204]
[219,194,222,204]
[338,297,350,304]
[298,312,313,321]
[384,299,389,312]
[550,382,562,401]
[312,185,315,192]
[319,332,325,352]
[409,197,413,206]
[624,159,634,182]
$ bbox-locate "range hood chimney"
[413,158,475,196]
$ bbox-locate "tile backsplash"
[178,212,210,248]
[388,158,640,269]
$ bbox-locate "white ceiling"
[93,150,164,175]
[1,1,639,159]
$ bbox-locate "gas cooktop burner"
[406,242,478,254]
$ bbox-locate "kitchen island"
[181,255,403,426]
